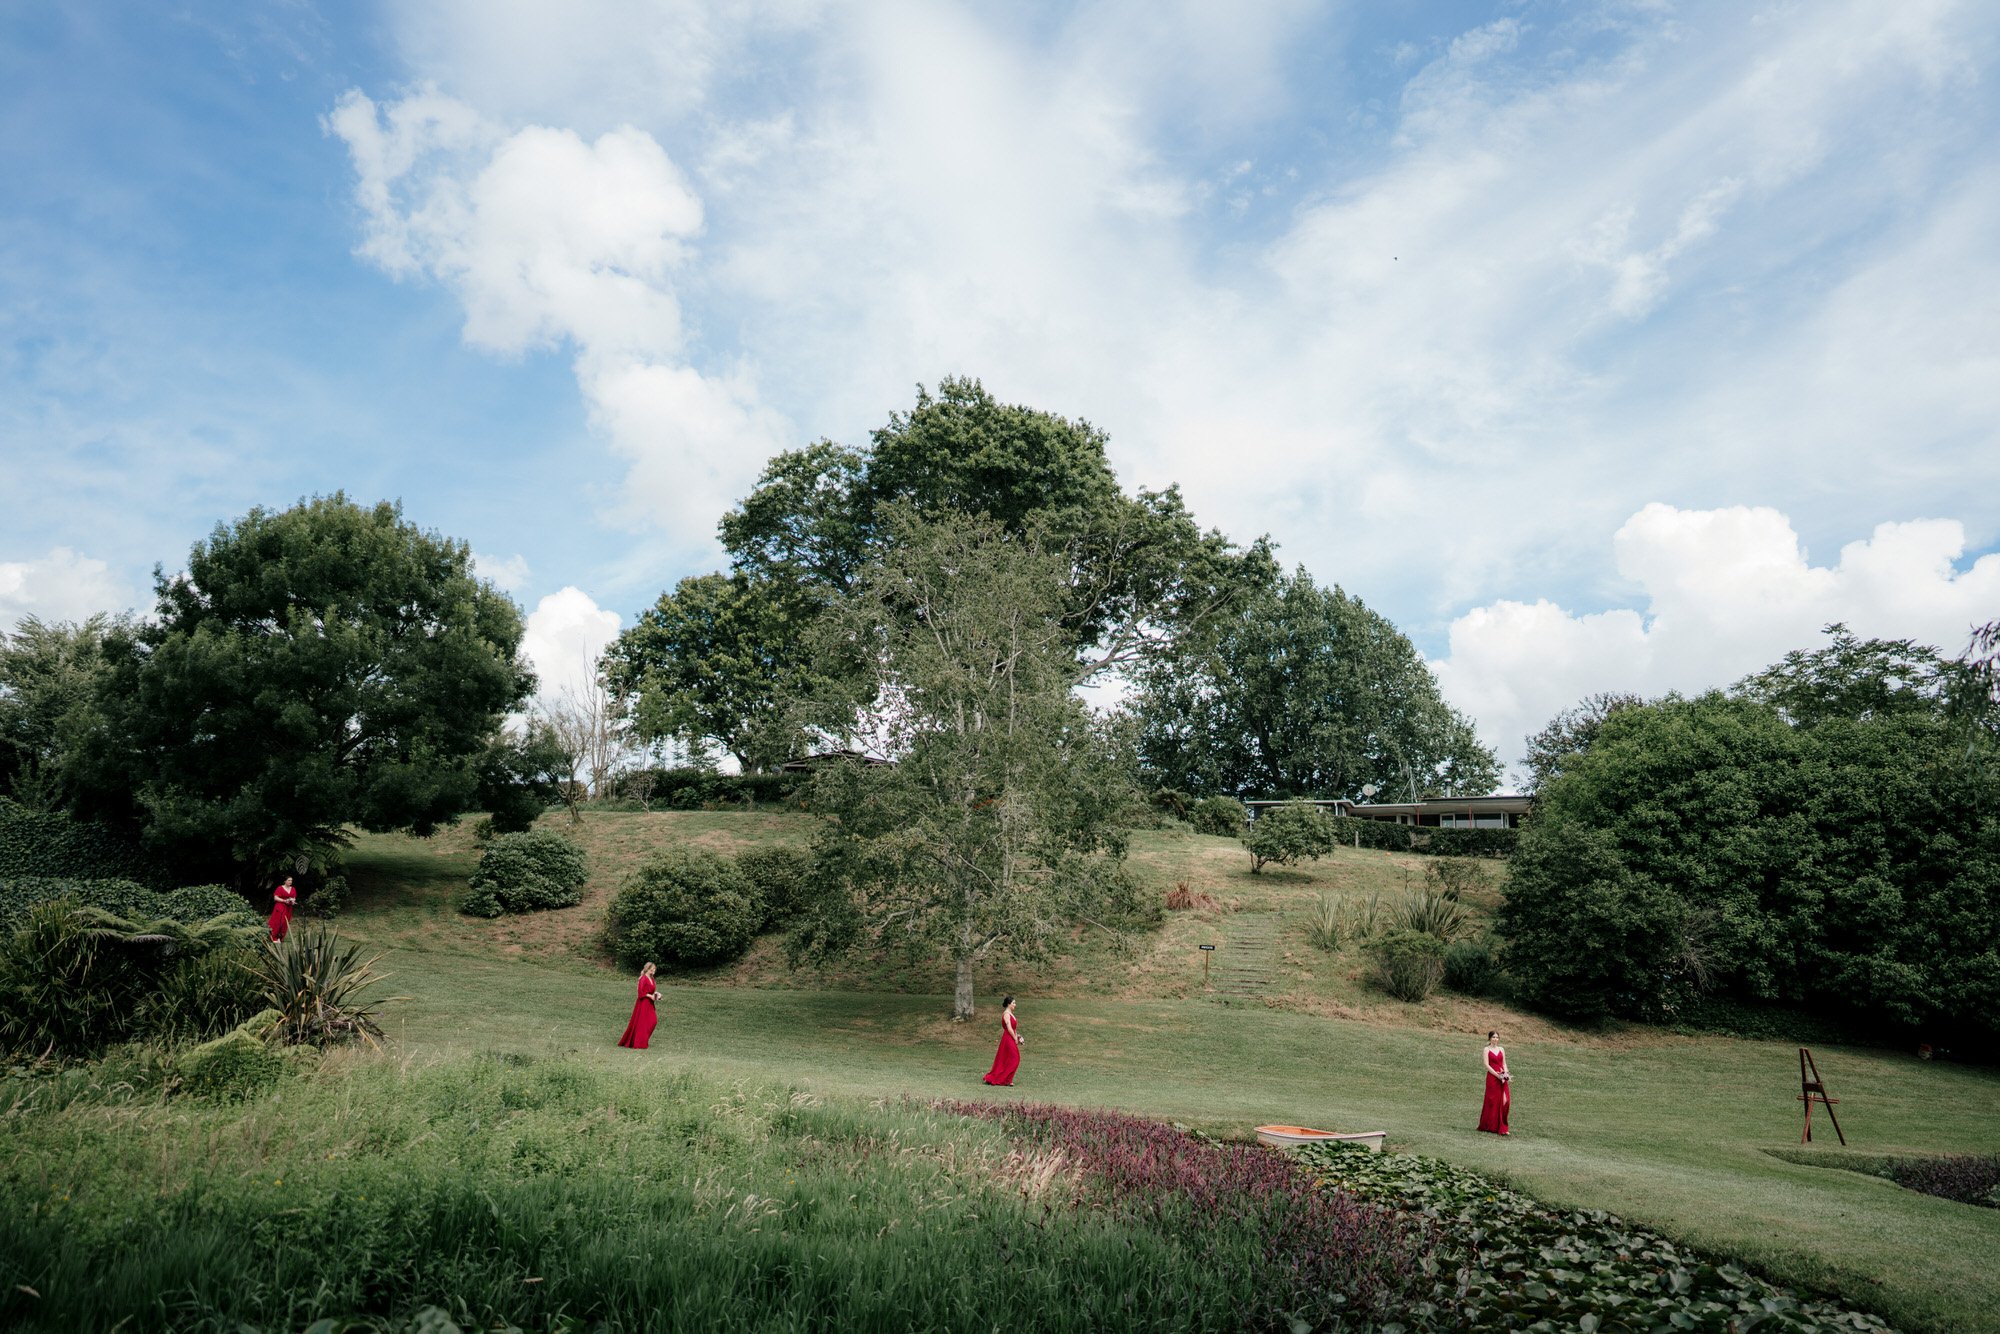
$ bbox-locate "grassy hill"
[312,808,2000,1330]
[344,809,1537,1034]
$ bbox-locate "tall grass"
[0,1051,1428,1332]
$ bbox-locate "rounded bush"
[1442,937,1501,996]
[734,845,816,927]
[607,848,764,969]
[460,831,588,917]
[1188,796,1248,838]
[177,1030,284,1101]
[1369,928,1446,1003]
[1242,802,1336,873]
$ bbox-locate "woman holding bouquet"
[981,995,1022,1087]
[1477,1030,1511,1134]
[617,962,658,1049]
[267,877,297,941]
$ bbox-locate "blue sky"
[5,1,1998,770]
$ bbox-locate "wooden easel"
[1798,1047,1845,1145]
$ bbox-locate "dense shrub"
[1144,787,1196,821]
[139,939,267,1043]
[1241,801,1336,872]
[734,845,816,927]
[607,848,764,969]
[1368,928,1446,1002]
[0,877,248,928]
[458,831,587,917]
[0,901,261,1056]
[1186,795,1247,838]
[177,1028,285,1101]
[1302,1143,1893,1331]
[0,798,155,884]
[1888,1154,2000,1209]
[1443,937,1502,996]
[1499,690,2000,1041]
[610,767,805,811]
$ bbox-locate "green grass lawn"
[176,810,2000,1329]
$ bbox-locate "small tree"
[790,511,1139,1020]
[1241,801,1336,873]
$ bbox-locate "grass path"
[373,939,2000,1332]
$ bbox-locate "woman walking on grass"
[981,995,1022,1087]
[267,877,297,942]
[1478,1030,1511,1135]
[618,962,658,1049]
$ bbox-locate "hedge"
[0,799,158,884]
[0,877,251,928]
[610,768,806,810]
[1325,816,1516,858]
[606,848,764,969]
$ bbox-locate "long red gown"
[981,1013,1021,1086]
[617,975,658,1049]
[267,885,296,941]
[1478,1045,1511,1134]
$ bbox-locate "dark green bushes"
[0,876,247,928]
[0,799,155,883]
[734,844,816,926]
[1367,928,1447,1002]
[457,831,587,917]
[0,902,263,1057]
[611,767,805,810]
[607,848,764,968]
[1498,689,2000,1042]
[1186,795,1247,838]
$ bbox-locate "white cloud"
[1433,504,2000,778]
[473,551,531,593]
[519,585,623,707]
[0,547,131,633]
[327,88,783,545]
[340,0,2000,654]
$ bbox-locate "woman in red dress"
[1477,1030,1511,1134]
[617,962,658,1049]
[981,995,1022,1087]
[267,877,297,942]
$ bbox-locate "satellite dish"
[1360,784,1379,799]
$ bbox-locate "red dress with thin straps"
[267,885,296,941]
[982,1013,1020,1086]
[1478,1046,1510,1134]
[617,975,658,1049]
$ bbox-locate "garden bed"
[1299,1142,1895,1332]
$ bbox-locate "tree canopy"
[607,378,1273,766]
[787,510,1142,1020]
[78,495,532,880]
[1499,674,2000,1044]
[1133,567,1499,800]
[0,614,124,810]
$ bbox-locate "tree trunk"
[954,953,976,1021]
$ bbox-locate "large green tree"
[788,511,1142,1020]
[1499,676,2000,1044]
[1133,567,1499,800]
[79,496,533,881]
[607,378,1272,765]
[0,614,124,809]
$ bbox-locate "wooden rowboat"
[1254,1124,1387,1153]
